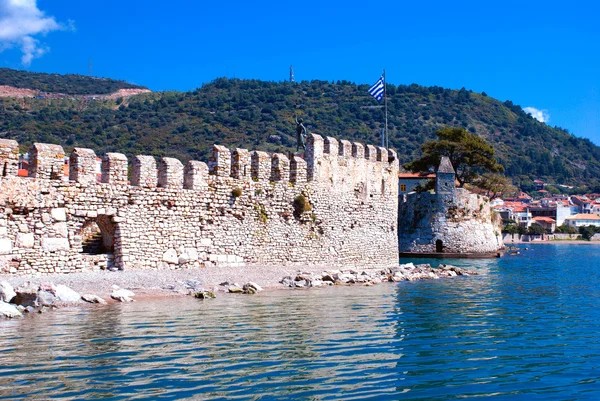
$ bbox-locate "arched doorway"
[81,215,115,254]
[436,239,443,253]
[80,215,119,270]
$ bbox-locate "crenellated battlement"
[0,133,397,193]
[0,134,399,275]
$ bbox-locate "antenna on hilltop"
[290,65,295,83]
[88,58,93,76]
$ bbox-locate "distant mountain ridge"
[0,68,147,95]
[0,69,598,192]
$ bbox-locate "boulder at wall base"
[194,290,216,299]
[81,294,107,304]
[228,285,244,294]
[162,249,178,264]
[37,290,56,307]
[244,282,263,293]
[111,288,135,302]
[0,301,22,318]
[0,281,16,303]
[13,288,38,307]
[54,285,82,303]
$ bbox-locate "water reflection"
[1,249,600,399]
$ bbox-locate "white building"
[564,214,600,228]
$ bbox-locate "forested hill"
[0,75,599,192]
[0,68,146,95]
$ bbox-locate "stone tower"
[436,156,455,205]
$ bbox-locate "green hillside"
[0,68,146,95]
[0,74,598,192]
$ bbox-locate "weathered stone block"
[376,147,388,164]
[183,161,208,190]
[338,140,352,157]
[251,151,271,182]
[306,133,324,182]
[352,142,365,159]
[162,249,178,264]
[41,238,69,252]
[208,145,231,177]
[232,148,251,180]
[158,157,184,189]
[131,155,157,188]
[101,153,128,184]
[16,233,34,248]
[51,208,67,222]
[69,147,97,185]
[0,139,19,177]
[29,143,65,180]
[52,222,68,238]
[365,145,377,162]
[324,137,339,155]
[271,153,290,182]
[0,238,11,254]
[290,156,307,184]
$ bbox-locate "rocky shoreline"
[0,262,477,319]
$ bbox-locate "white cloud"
[523,106,550,123]
[0,0,65,66]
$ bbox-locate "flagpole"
[383,69,388,149]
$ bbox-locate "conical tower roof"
[437,156,455,174]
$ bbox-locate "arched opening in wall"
[81,215,117,269]
[436,239,443,253]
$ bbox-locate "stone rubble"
[0,281,95,317]
[81,294,107,304]
[280,263,477,288]
[111,286,135,302]
[0,301,22,318]
[0,280,15,302]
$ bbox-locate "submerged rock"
[0,281,16,303]
[13,288,38,307]
[111,287,135,302]
[81,294,107,304]
[194,290,216,299]
[280,263,478,290]
[228,284,244,294]
[54,285,82,303]
[243,282,263,294]
[0,301,22,318]
[37,290,56,307]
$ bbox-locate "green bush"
[231,187,242,198]
[293,195,311,218]
[527,223,547,235]
[579,225,600,241]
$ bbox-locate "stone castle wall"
[0,135,399,274]
[398,188,504,254]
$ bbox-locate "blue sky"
[0,0,598,143]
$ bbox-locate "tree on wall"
[404,127,504,187]
[473,173,519,200]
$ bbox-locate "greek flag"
[368,75,385,101]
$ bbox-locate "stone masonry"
[398,157,504,254]
[0,134,399,274]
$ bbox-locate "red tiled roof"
[533,216,556,223]
[17,169,28,177]
[398,172,436,179]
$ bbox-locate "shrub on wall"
[231,187,242,198]
[293,195,311,218]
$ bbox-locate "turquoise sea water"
[1,244,600,400]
